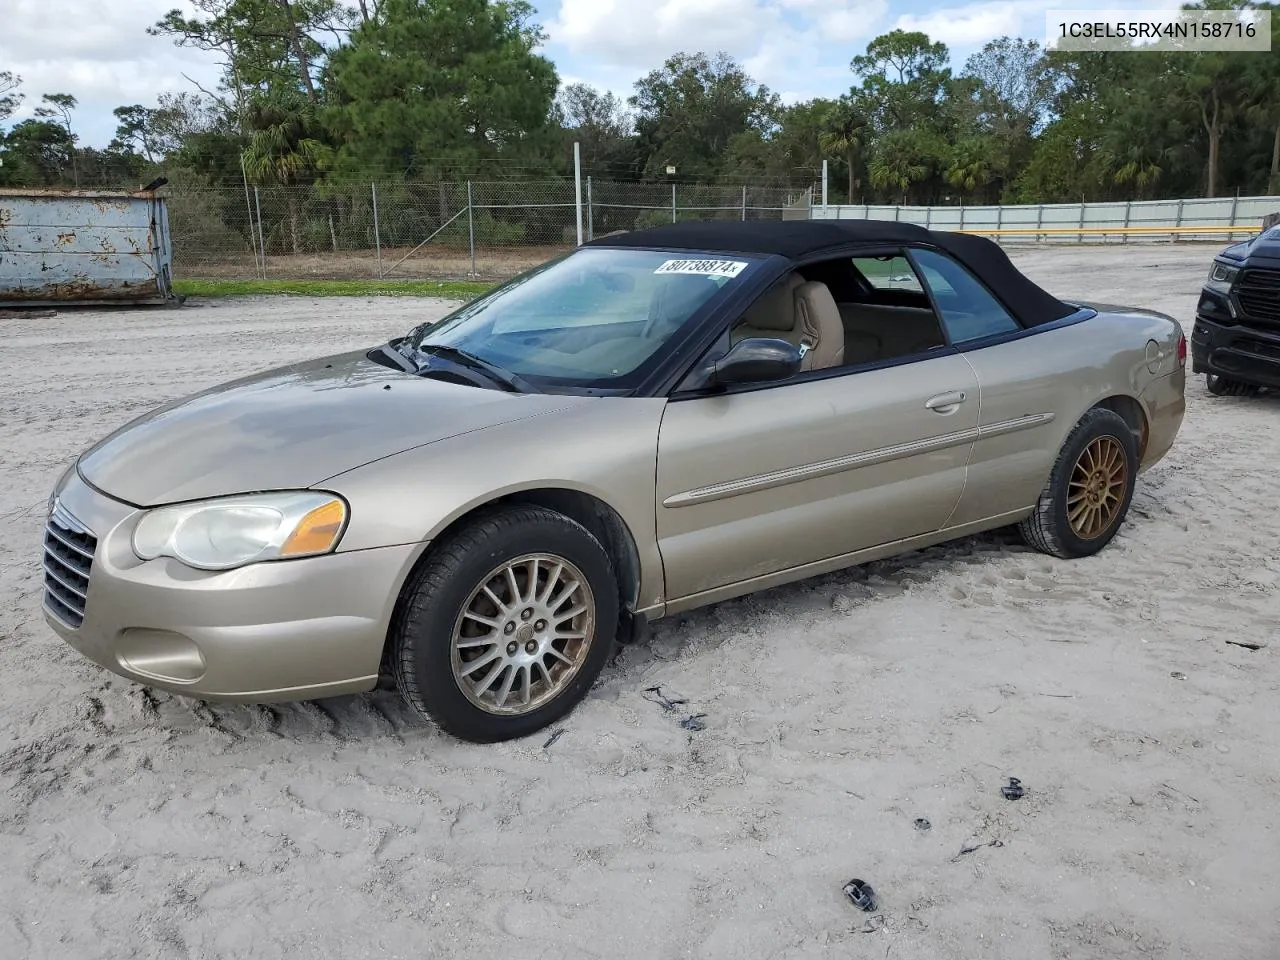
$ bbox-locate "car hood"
[77,349,576,506]
[1218,225,1280,263]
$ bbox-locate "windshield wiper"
[368,341,418,373]
[413,343,540,394]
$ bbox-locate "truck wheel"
[1018,407,1138,559]
[391,505,619,743]
[1205,373,1260,397]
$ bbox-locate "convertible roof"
[584,219,1075,326]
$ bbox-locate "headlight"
[132,491,348,571]
[1207,263,1239,284]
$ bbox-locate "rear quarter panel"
[947,309,1183,527]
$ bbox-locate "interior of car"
[728,250,961,372]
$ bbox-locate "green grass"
[174,278,496,301]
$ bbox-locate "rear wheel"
[1019,407,1138,559]
[391,505,619,743]
[1205,373,1260,397]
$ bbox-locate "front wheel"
[1018,407,1139,559]
[391,505,619,743]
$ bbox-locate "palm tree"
[1110,154,1164,198]
[945,137,997,200]
[819,95,869,202]
[241,96,332,254]
[867,129,944,203]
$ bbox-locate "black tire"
[391,505,619,743]
[1205,373,1260,397]
[1018,407,1139,559]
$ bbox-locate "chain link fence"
[169,178,816,281]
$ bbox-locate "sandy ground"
[1,243,1278,960]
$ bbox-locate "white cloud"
[548,0,785,66]
[547,0,889,104]
[1,0,222,146]
[805,0,890,43]
[892,0,1063,50]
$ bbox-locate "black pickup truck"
[1191,225,1280,396]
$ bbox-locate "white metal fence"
[810,195,1280,243]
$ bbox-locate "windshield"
[408,247,765,390]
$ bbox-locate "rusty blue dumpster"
[0,188,176,306]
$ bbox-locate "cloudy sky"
[2,0,1167,147]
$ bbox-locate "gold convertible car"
[43,220,1186,742]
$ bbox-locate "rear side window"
[851,255,923,292]
[911,249,1021,343]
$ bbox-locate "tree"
[818,95,869,201]
[962,38,1058,138]
[1179,50,1245,197]
[722,98,834,183]
[1242,2,1280,193]
[111,105,160,162]
[33,93,79,186]
[109,93,223,163]
[851,30,951,133]
[242,94,333,252]
[0,120,77,186]
[867,127,948,201]
[326,0,559,179]
[1014,104,1111,203]
[765,98,835,182]
[630,51,781,181]
[150,0,344,127]
[0,71,22,124]
[34,93,76,135]
[152,93,225,153]
[556,83,631,140]
[945,136,999,197]
[554,82,635,173]
[960,37,1059,192]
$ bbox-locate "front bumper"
[1191,315,1280,389]
[42,469,427,702]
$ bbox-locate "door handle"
[925,391,967,412]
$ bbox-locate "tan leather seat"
[732,273,846,370]
[733,271,805,339]
[837,303,946,361]
[793,281,845,369]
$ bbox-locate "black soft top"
[585,219,1076,327]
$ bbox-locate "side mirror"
[711,337,803,384]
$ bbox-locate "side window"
[850,256,923,293]
[911,249,1021,343]
[820,252,947,367]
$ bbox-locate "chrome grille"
[43,503,97,628]
[1236,269,1280,324]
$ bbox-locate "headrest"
[741,272,804,331]
[795,280,839,315]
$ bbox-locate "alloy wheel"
[1067,436,1129,540]
[450,553,596,715]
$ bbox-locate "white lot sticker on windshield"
[654,258,749,278]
